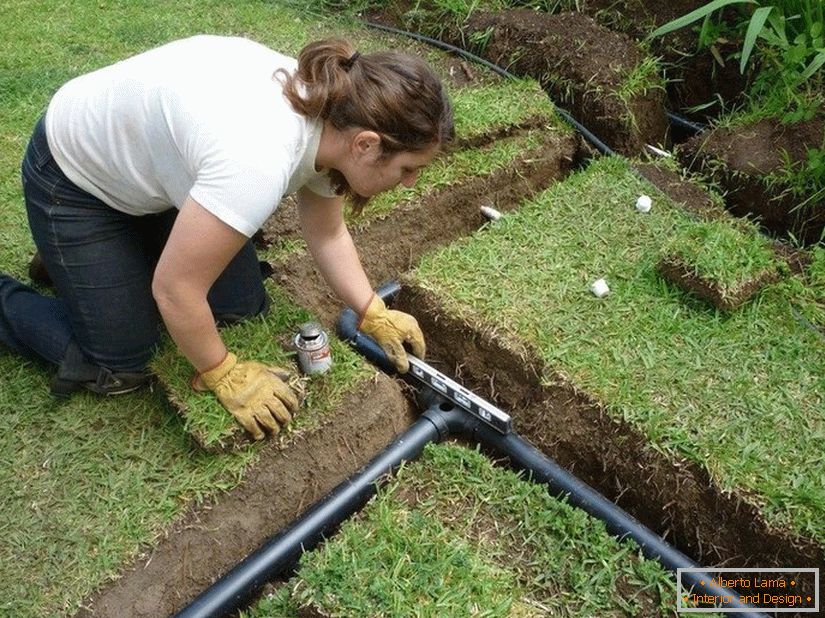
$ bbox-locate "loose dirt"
[75,374,416,617]
[274,129,580,330]
[680,115,825,244]
[458,9,668,154]
[580,0,750,119]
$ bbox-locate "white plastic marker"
[590,278,610,298]
[645,144,671,158]
[635,195,652,213]
[480,205,503,221]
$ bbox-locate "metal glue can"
[294,322,332,375]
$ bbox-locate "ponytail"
[278,38,454,156]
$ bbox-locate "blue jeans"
[0,116,268,375]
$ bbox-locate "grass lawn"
[412,155,825,541]
[0,2,393,615]
[0,1,570,615]
[8,1,817,616]
[245,443,698,617]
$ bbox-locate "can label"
[294,322,332,375]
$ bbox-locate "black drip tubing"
[174,415,442,618]
[666,110,706,135]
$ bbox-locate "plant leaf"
[766,10,789,48]
[800,49,825,80]
[741,6,773,73]
[649,0,756,39]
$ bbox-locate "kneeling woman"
[0,35,453,439]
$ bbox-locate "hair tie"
[342,51,360,71]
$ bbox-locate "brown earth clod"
[679,115,825,245]
[656,254,780,312]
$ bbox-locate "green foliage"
[773,144,825,209]
[394,0,580,41]
[650,0,825,120]
[784,246,825,331]
[277,0,379,18]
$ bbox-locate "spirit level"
[407,356,512,434]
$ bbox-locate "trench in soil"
[78,113,819,616]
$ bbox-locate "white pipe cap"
[636,195,652,213]
[590,278,610,298]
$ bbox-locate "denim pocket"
[28,117,54,172]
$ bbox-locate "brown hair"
[278,38,454,212]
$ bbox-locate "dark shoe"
[28,251,53,287]
[259,260,274,279]
[51,367,152,397]
[50,341,152,397]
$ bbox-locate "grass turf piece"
[151,282,373,451]
[657,218,783,311]
[245,444,692,617]
[411,155,825,540]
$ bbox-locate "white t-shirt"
[46,35,336,237]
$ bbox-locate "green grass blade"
[766,10,790,48]
[649,0,756,39]
[800,49,825,79]
[741,6,774,73]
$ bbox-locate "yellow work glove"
[192,352,300,440]
[358,294,426,373]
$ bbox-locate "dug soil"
[393,284,823,599]
[75,374,417,618]
[579,0,751,119]
[680,115,825,245]
[369,7,669,155]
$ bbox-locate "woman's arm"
[152,195,247,372]
[297,187,374,314]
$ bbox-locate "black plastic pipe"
[339,284,767,618]
[174,413,443,618]
[666,110,706,135]
[175,283,766,617]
